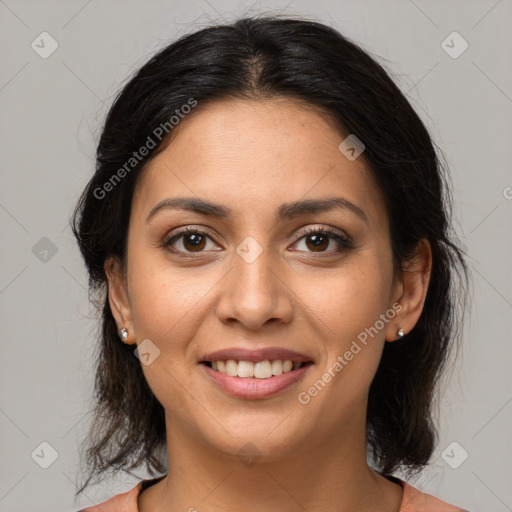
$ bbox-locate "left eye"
[290,228,353,254]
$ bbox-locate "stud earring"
[397,328,405,338]
[118,328,129,342]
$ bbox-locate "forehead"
[133,98,387,232]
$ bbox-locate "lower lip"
[200,363,312,399]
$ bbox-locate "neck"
[138,408,403,512]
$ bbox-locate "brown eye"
[164,227,218,255]
[182,232,207,252]
[304,233,330,252]
[290,226,353,255]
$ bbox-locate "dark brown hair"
[72,14,469,495]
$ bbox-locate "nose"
[216,246,294,330]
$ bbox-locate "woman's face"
[108,98,406,460]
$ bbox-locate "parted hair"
[72,14,469,495]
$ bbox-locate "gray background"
[0,1,511,511]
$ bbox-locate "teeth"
[210,359,304,379]
[237,360,254,378]
[254,361,272,378]
[225,359,238,377]
[271,360,283,375]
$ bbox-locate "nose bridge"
[217,236,292,329]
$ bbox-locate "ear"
[104,255,136,345]
[385,238,432,342]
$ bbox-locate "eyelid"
[290,224,351,243]
[163,225,220,246]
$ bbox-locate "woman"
[72,14,470,512]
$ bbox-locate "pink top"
[76,475,469,512]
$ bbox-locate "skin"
[105,97,432,512]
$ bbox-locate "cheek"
[124,255,215,411]
[126,250,218,347]
[307,256,394,399]
[306,258,392,343]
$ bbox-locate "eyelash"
[163,225,353,258]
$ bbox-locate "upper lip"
[201,347,313,363]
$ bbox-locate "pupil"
[307,234,328,251]
[184,233,205,251]
[188,234,201,245]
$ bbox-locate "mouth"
[201,359,313,379]
[200,361,313,399]
[198,347,314,399]
[198,347,314,400]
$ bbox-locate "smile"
[200,359,313,399]
[203,359,309,379]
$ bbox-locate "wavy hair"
[72,14,470,495]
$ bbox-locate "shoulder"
[75,475,470,512]
[399,479,470,512]
[75,481,143,512]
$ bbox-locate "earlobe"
[385,238,432,342]
[104,256,136,345]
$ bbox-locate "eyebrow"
[146,196,368,224]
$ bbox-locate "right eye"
[163,226,221,256]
